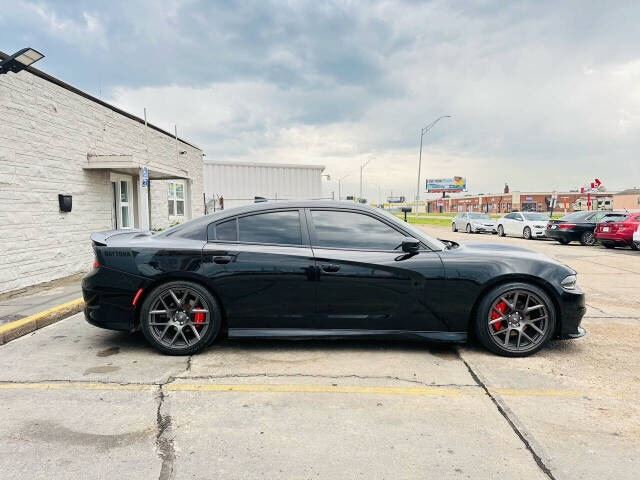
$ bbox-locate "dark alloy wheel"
[140,281,221,355]
[466,224,472,233]
[474,283,556,357]
[580,230,596,246]
[523,227,532,240]
[632,241,640,251]
[452,222,457,232]
[497,225,505,237]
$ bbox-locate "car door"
[508,213,524,235]
[202,209,317,330]
[307,208,447,332]
[461,213,469,230]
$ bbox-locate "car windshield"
[523,213,550,221]
[469,213,491,219]
[377,209,446,251]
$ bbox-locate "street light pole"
[359,158,372,202]
[338,174,349,201]
[415,115,451,216]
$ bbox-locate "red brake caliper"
[491,301,506,330]
[193,312,204,328]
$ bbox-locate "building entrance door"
[110,173,134,229]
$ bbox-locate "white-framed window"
[168,180,185,216]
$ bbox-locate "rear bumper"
[595,232,633,245]
[82,267,150,332]
[545,229,578,242]
[556,286,586,339]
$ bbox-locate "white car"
[496,211,550,239]
[451,212,497,234]
[633,224,640,250]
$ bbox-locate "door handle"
[213,255,232,264]
[321,264,340,273]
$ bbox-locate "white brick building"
[0,51,204,293]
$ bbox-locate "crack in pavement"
[171,372,478,387]
[155,384,175,480]
[457,348,557,480]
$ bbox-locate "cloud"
[2,0,640,199]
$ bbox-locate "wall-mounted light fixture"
[0,48,45,75]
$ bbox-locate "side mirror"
[401,237,420,253]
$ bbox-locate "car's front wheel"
[474,282,556,357]
[140,281,221,355]
[466,224,472,233]
[451,222,457,232]
[631,241,640,251]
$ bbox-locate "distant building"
[425,191,612,214]
[612,189,640,210]
[203,161,326,211]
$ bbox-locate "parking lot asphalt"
[0,226,638,479]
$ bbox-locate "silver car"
[451,212,497,234]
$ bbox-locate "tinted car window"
[602,214,627,222]
[469,213,490,219]
[238,211,302,245]
[216,219,237,241]
[505,213,518,220]
[311,210,405,250]
[523,213,549,221]
[560,211,592,222]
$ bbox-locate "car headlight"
[561,274,577,290]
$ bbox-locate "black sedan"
[82,201,586,357]
[545,210,610,245]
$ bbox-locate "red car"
[594,211,640,250]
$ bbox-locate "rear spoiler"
[90,229,151,246]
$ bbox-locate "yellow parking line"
[0,381,593,397]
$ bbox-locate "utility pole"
[415,115,452,216]
[359,158,372,201]
[338,174,349,201]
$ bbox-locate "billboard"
[426,176,466,193]
[387,196,406,203]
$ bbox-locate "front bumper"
[472,224,496,233]
[531,227,546,238]
[82,267,150,332]
[556,285,586,339]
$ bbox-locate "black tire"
[497,225,505,237]
[474,282,556,357]
[557,238,570,245]
[579,230,596,246]
[466,224,472,233]
[451,222,457,232]
[523,227,532,240]
[140,280,221,355]
[631,241,640,251]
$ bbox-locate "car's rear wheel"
[523,227,532,240]
[451,222,457,232]
[631,241,640,251]
[580,230,596,246]
[497,225,505,237]
[140,281,221,355]
[557,238,570,245]
[466,224,472,233]
[474,282,556,357]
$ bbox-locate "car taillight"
[557,223,576,228]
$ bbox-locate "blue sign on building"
[141,166,149,187]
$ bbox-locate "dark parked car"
[82,201,586,357]
[545,210,610,246]
[594,211,640,250]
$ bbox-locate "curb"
[0,298,84,346]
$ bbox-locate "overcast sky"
[2,0,639,201]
